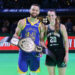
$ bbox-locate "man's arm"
[13,19,26,38]
[40,23,47,48]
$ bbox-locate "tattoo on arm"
[14,20,23,37]
[40,23,45,41]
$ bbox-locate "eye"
[48,15,54,17]
[32,9,35,11]
[52,15,54,17]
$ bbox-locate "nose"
[50,16,53,18]
[33,10,37,13]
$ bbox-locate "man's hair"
[30,4,40,9]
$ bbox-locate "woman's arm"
[61,24,69,63]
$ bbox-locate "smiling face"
[30,5,40,18]
[47,11,57,22]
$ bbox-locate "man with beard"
[13,4,46,75]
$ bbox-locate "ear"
[29,9,32,14]
[38,9,40,14]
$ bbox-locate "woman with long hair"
[45,10,69,75]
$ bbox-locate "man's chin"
[32,16,37,18]
[30,15,38,18]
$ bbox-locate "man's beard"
[30,13,38,18]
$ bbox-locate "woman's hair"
[55,16,60,32]
[48,10,60,32]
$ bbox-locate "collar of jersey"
[27,17,39,26]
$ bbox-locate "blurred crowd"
[65,18,75,35]
[0,19,18,35]
[0,0,75,35]
[0,18,75,35]
[0,0,75,9]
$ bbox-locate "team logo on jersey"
[47,33,52,37]
[54,32,60,37]
[47,32,60,37]
[25,28,37,32]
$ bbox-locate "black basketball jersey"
[47,24,65,50]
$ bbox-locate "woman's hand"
[64,53,69,64]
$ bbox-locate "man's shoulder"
[18,18,26,26]
[19,18,26,23]
[17,18,27,30]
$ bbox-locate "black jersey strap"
[47,24,54,32]
[59,23,62,33]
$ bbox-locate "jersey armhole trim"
[21,18,26,30]
[38,22,41,33]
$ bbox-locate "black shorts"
[45,49,66,68]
